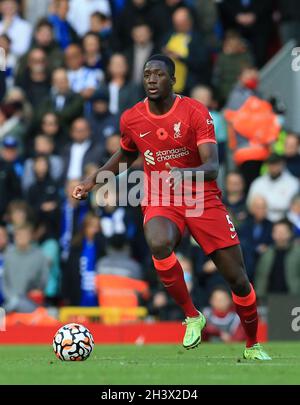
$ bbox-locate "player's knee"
[230,274,250,296]
[148,235,174,259]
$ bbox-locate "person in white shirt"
[64,117,104,180]
[65,43,102,100]
[0,0,32,57]
[247,153,300,223]
[67,0,111,37]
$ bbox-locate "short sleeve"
[191,103,217,146]
[120,112,138,152]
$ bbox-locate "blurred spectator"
[0,141,22,218]
[23,0,51,26]
[247,153,299,222]
[64,212,105,306]
[97,233,141,279]
[34,220,61,304]
[97,187,135,241]
[217,0,274,67]
[3,223,49,313]
[39,112,67,153]
[113,0,156,51]
[225,65,260,110]
[196,258,225,307]
[25,155,60,236]
[104,133,121,160]
[15,47,51,108]
[0,0,33,57]
[150,0,188,46]
[90,11,113,52]
[62,117,104,181]
[278,0,300,45]
[213,30,253,104]
[48,0,78,50]
[4,86,33,125]
[60,179,90,262]
[86,89,119,144]
[191,85,227,187]
[65,43,101,100]
[106,53,141,114]
[287,194,300,239]
[255,219,300,298]
[0,34,17,89]
[67,0,111,38]
[0,102,26,146]
[0,71,5,102]
[17,18,64,77]
[223,171,248,229]
[0,135,23,180]
[162,7,209,94]
[22,134,64,192]
[125,22,158,88]
[0,225,9,305]
[82,31,106,81]
[4,200,33,239]
[203,286,245,343]
[283,132,300,178]
[193,0,219,50]
[239,195,273,281]
[37,67,84,130]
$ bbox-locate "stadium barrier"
[0,320,267,345]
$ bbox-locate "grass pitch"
[0,342,299,385]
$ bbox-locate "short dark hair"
[273,218,293,232]
[144,54,175,77]
[35,18,54,32]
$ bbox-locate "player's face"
[143,61,174,101]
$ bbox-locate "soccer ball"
[53,323,94,361]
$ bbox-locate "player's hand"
[72,180,95,200]
[165,163,184,190]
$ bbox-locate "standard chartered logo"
[144,150,155,166]
[144,147,190,166]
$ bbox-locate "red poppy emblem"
[156,128,169,141]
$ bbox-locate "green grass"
[0,342,299,385]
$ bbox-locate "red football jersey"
[120,95,221,205]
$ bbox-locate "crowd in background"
[0,0,300,343]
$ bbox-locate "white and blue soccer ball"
[53,323,94,361]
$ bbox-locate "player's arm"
[166,142,219,186]
[196,142,219,181]
[72,147,138,200]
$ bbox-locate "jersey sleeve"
[120,112,138,153]
[191,103,217,146]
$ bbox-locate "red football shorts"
[142,198,240,256]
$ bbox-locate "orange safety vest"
[224,96,281,165]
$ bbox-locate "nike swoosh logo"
[140,131,151,138]
[231,233,237,239]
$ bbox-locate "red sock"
[153,253,199,318]
[232,284,258,348]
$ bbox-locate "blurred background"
[0,0,300,344]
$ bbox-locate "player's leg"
[210,245,271,360]
[144,216,198,317]
[185,202,271,359]
[144,216,206,349]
